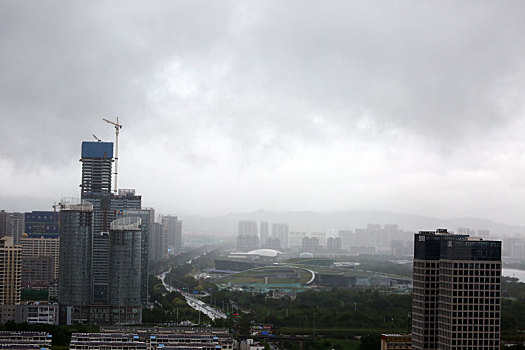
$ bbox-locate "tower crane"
[102,117,122,195]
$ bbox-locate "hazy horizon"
[2,1,525,225]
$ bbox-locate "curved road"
[158,269,227,321]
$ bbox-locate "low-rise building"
[239,338,264,350]
[97,326,234,350]
[0,331,52,350]
[15,302,58,325]
[381,334,412,350]
[70,333,146,350]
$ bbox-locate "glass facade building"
[58,201,93,308]
[119,209,153,307]
[108,217,142,307]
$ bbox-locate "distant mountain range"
[181,209,525,237]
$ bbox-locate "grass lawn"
[221,267,312,285]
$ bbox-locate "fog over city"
[2,1,525,225]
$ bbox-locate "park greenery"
[501,277,525,339]
[7,247,525,349]
[214,289,411,333]
[154,250,525,343]
[142,275,203,324]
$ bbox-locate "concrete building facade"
[237,234,259,252]
[119,209,153,307]
[58,201,93,324]
[149,222,165,261]
[0,331,52,349]
[20,234,59,287]
[271,223,289,249]
[162,215,182,255]
[260,222,269,247]
[412,229,501,350]
[0,236,21,322]
[237,220,259,252]
[0,211,25,244]
[108,217,142,307]
[15,302,59,325]
[381,334,412,350]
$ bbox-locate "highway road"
[158,268,227,321]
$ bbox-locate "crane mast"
[102,117,122,195]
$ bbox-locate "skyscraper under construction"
[57,140,147,324]
[79,141,142,306]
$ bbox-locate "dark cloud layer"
[2,1,525,223]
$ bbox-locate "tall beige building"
[0,236,22,322]
[20,234,60,286]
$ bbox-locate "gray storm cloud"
[1,1,525,223]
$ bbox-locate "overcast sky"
[2,1,525,224]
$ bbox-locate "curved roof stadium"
[245,249,282,257]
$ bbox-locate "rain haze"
[2,1,525,226]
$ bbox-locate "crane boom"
[102,117,122,194]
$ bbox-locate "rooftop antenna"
[102,117,122,195]
[93,134,102,142]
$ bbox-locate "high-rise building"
[289,231,307,248]
[236,235,259,252]
[264,236,281,250]
[108,217,142,305]
[412,229,501,350]
[237,220,259,252]
[326,237,341,253]
[80,144,142,233]
[271,224,289,249]
[302,236,320,253]
[259,222,269,247]
[119,209,153,307]
[162,215,182,255]
[0,211,25,244]
[58,200,93,324]
[24,211,59,237]
[113,190,142,215]
[338,230,353,250]
[149,222,165,261]
[92,231,110,304]
[95,191,141,305]
[20,212,60,289]
[142,208,156,261]
[0,236,21,322]
[80,142,142,305]
[89,189,142,305]
[238,220,258,236]
[20,234,60,287]
[80,141,113,238]
[80,142,113,196]
[176,220,182,253]
[310,232,326,247]
[108,217,142,324]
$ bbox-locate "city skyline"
[2,2,525,225]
